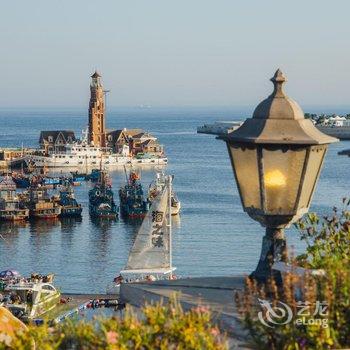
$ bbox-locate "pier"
[120,276,250,348]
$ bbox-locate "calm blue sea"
[0,107,348,293]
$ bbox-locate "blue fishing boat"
[57,182,82,217]
[119,172,150,219]
[70,171,88,182]
[88,169,101,182]
[43,177,61,186]
[89,171,118,219]
[12,173,31,189]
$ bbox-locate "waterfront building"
[88,71,106,148]
[106,129,164,157]
[30,72,167,167]
[106,129,130,154]
[128,131,163,156]
[39,131,76,154]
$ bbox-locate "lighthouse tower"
[88,71,106,147]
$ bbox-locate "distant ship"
[197,121,243,136]
[315,124,350,140]
[197,119,350,140]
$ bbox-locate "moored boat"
[88,169,101,182]
[12,173,31,189]
[119,171,150,219]
[56,181,82,217]
[3,280,60,321]
[148,172,181,215]
[70,171,88,182]
[0,177,29,221]
[26,135,167,168]
[28,186,61,219]
[43,177,61,186]
[89,170,118,219]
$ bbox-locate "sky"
[1,0,350,109]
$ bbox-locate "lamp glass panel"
[262,147,307,214]
[229,145,261,210]
[298,145,326,210]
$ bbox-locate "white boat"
[26,128,167,168]
[197,121,243,135]
[26,143,167,168]
[148,172,181,215]
[107,175,176,295]
[4,282,60,320]
[316,124,350,140]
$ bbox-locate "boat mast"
[168,175,173,278]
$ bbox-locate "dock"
[120,276,251,349]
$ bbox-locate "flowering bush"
[0,298,228,350]
[235,202,350,350]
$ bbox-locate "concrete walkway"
[120,276,252,349]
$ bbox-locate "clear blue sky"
[1,0,349,108]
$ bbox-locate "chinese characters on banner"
[151,210,165,248]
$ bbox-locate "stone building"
[88,71,106,147]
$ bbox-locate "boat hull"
[120,208,147,219]
[26,155,168,168]
[89,206,118,219]
[0,210,29,221]
[30,208,61,220]
[59,207,83,217]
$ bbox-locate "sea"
[0,107,348,293]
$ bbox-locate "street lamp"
[220,69,338,282]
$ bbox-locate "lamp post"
[220,69,338,282]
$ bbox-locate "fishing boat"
[3,281,60,321]
[28,186,61,219]
[148,172,181,215]
[70,171,88,182]
[56,181,82,217]
[107,175,176,295]
[89,170,118,219]
[42,177,61,186]
[0,177,29,221]
[119,171,150,219]
[12,173,31,189]
[88,169,101,182]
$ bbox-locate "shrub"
[0,298,228,350]
[235,203,350,350]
